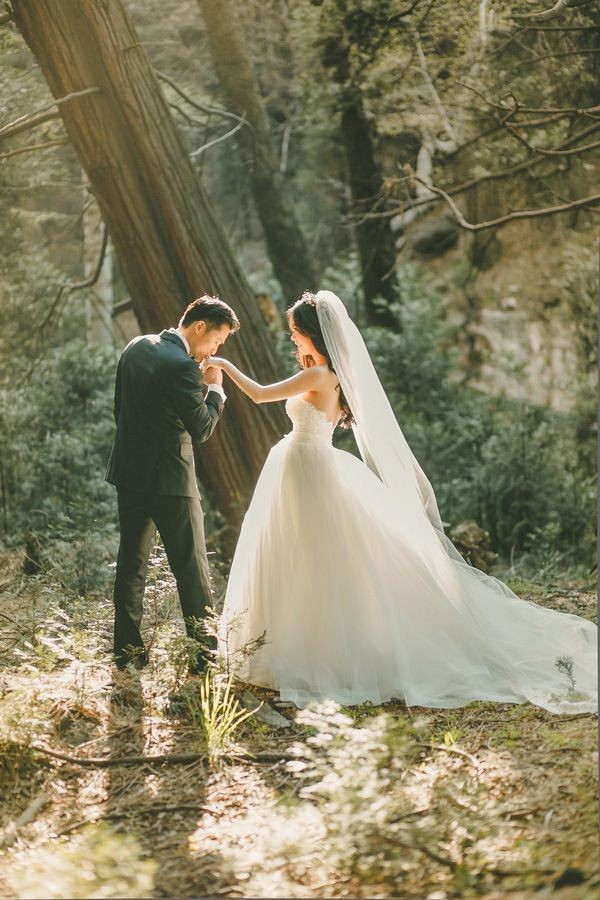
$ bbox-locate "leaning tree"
[8,0,288,536]
[197,0,316,301]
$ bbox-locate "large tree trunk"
[321,8,399,328]
[196,0,315,302]
[12,0,287,536]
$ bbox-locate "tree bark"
[322,6,399,328]
[196,0,316,302]
[12,0,287,536]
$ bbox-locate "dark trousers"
[113,487,214,667]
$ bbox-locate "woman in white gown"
[206,291,597,713]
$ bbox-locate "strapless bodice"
[285,396,334,444]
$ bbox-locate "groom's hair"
[179,295,240,332]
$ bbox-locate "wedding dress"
[218,294,597,713]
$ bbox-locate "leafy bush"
[0,341,118,593]
[5,824,156,899]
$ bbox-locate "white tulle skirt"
[219,432,597,713]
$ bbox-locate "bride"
[205,290,597,713]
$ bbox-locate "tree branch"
[0,87,100,144]
[30,222,109,367]
[0,137,69,160]
[190,120,244,159]
[455,80,600,119]
[410,171,600,231]
[513,0,576,22]
[156,70,250,128]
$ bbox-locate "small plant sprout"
[555,656,576,695]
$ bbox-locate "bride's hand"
[202,356,228,372]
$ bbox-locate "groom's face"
[188,321,231,361]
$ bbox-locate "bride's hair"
[287,292,354,429]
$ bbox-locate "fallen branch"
[418,740,480,768]
[0,87,100,144]
[32,743,296,768]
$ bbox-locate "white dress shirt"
[171,328,226,402]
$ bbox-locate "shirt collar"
[170,327,191,356]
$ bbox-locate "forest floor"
[0,549,597,900]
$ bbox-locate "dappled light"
[1,0,598,896]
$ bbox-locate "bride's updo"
[287,292,354,429]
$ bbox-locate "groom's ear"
[194,320,208,335]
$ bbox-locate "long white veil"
[316,289,448,549]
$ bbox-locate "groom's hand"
[202,364,223,386]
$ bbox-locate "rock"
[240,690,291,729]
[411,215,459,257]
[448,520,498,573]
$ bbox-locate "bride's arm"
[203,357,327,404]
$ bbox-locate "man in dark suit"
[106,295,240,672]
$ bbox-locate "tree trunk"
[196,0,315,302]
[12,0,287,536]
[322,9,399,328]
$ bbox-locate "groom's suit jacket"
[105,330,224,497]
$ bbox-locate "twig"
[0,87,100,144]
[418,740,480,768]
[190,121,244,159]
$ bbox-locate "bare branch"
[455,80,600,119]
[190,120,244,159]
[410,170,600,231]
[0,87,100,144]
[156,70,250,128]
[37,223,109,337]
[514,0,576,22]
[0,137,69,161]
[502,122,600,157]
[510,47,600,74]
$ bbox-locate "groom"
[105,295,240,673]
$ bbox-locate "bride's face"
[289,320,318,365]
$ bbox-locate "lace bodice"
[285,396,334,443]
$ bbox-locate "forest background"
[0,1,598,898]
